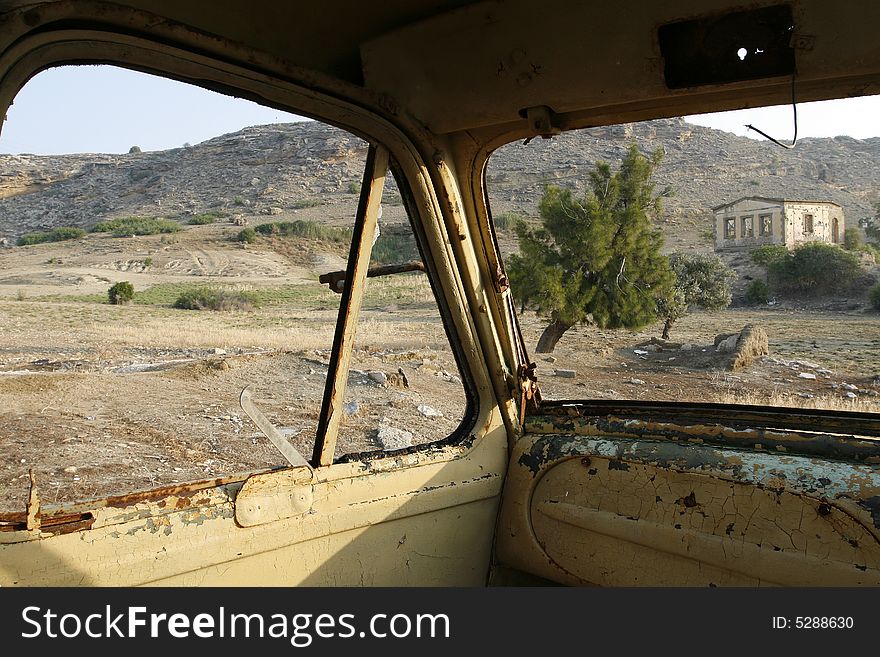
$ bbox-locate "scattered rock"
[63,466,77,474]
[554,369,577,378]
[798,372,817,380]
[417,404,443,418]
[387,368,409,389]
[544,356,557,363]
[212,348,227,355]
[713,332,738,348]
[367,371,388,385]
[845,391,858,399]
[841,383,859,391]
[726,325,770,371]
[627,378,646,385]
[375,425,413,450]
[643,344,662,353]
[715,334,739,354]
[633,349,649,356]
[343,400,359,416]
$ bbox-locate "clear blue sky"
[0,66,304,154]
[1,65,879,155]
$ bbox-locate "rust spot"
[608,460,630,471]
[103,476,239,509]
[676,492,699,508]
[818,503,833,516]
[0,511,94,534]
[580,457,591,467]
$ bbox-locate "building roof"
[712,196,843,212]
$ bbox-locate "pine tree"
[508,144,673,353]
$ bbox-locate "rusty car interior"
[1,0,879,586]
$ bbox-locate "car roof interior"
[0,1,877,143]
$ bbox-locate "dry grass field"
[1,217,878,514]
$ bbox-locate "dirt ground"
[1,220,879,515]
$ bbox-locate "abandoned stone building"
[713,196,844,251]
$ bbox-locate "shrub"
[844,227,863,250]
[91,216,180,237]
[108,281,134,305]
[767,242,862,296]
[745,279,770,305]
[187,214,216,225]
[371,225,420,265]
[750,244,788,267]
[494,211,524,231]
[173,288,257,311]
[656,252,736,338]
[347,181,360,194]
[128,145,142,154]
[291,199,323,209]
[870,283,880,312]
[236,227,257,243]
[254,220,349,243]
[17,227,86,246]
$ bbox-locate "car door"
[0,137,509,587]
[494,385,880,586]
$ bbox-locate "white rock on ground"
[715,335,739,353]
[367,371,388,385]
[798,372,817,380]
[376,425,413,450]
[554,369,577,378]
[417,404,443,418]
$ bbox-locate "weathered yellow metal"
[0,419,508,585]
[235,468,314,529]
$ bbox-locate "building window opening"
[725,217,736,238]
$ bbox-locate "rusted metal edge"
[525,411,880,464]
[0,472,262,533]
[534,400,880,437]
[0,511,95,534]
[319,260,426,293]
[516,433,880,504]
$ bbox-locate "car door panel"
[496,403,880,586]
[0,421,507,586]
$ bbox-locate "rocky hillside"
[489,118,880,224]
[0,121,370,241]
[1,117,879,242]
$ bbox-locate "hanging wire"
[745,75,798,149]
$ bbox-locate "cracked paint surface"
[531,455,880,586]
[497,410,880,586]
